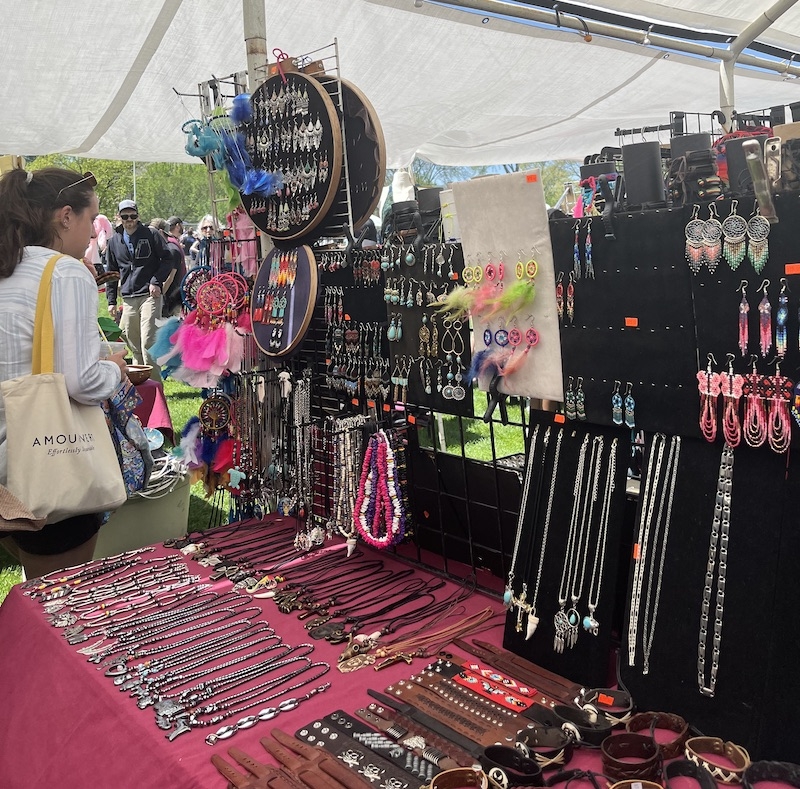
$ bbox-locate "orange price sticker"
[344,313,351,321]
[633,543,641,560]
[785,263,800,276]
[351,398,359,406]
[382,403,391,412]
[423,510,430,519]
[624,317,639,328]
[325,358,331,365]
[597,693,616,707]
[408,414,416,425]
[367,399,376,409]
[554,413,566,424]
[526,173,538,183]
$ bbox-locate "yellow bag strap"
[32,254,65,375]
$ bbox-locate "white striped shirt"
[0,246,120,484]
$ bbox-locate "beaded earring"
[720,354,744,448]
[429,315,439,357]
[624,382,636,429]
[757,279,772,358]
[572,222,582,280]
[575,377,587,421]
[697,354,721,443]
[555,272,564,322]
[765,361,794,454]
[747,208,771,274]
[584,219,595,279]
[685,204,704,274]
[722,199,747,270]
[736,280,749,357]
[611,380,623,425]
[742,357,767,448]
[566,271,575,325]
[418,314,430,357]
[565,376,577,421]
[702,203,723,272]
[776,278,789,359]
[396,315,403,341]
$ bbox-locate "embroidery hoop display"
[242,71,342,241]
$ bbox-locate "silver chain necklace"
[698,443,734,698]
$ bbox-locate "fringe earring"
[685,204,704,274]
[584,220,595,279]
[576,377,587,420]
[697,354,720,443]
[743,358,767,448]
[737,281,749,357]
[573,222,582,280]
[624,382,636,429]
[722,199,747,270]
[702,203,723,273]
[565,376,577,420]
[747,208,771,274]
[566,272,575,325]
[766,362,794,454]
[555,272,564,322]
[758,279,772,358]
[776,278,789,359]
[720,354,743,448]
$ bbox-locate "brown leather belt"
[626,711,689,760]
[601,732,663,783]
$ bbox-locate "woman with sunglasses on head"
[0,167,129,578]
[190,214,217,269]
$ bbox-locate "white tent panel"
[1,0,799,167]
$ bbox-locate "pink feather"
[503,347,530,377]
[470,283,496,318]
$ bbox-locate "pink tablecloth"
[0,518,603,789]
[134,378,174,443]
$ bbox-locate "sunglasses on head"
[55,171,97,200]
[120,213,139,221]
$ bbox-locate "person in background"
[181,226,195,261]
[105,200,173,379]
[163,216,187,317]
[84,214,113,276]
[190,214,217,268]
[0,167,128,578]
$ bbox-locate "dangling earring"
[576,377,587,420]
[720,353,743,448]
[387,315,397,342]
[776,278,789,360]
[702,203,723,273]
[685,204,704,274]
[747,208,771,274]
[737,280,749,357]
[624,382,636,429]
[566,271,575,325]
[555,272,564,322]
[565,376,577,420]
[758,279,772,358]
[767,360,793,454]
[611,381,623,425]
[396,315,403,341]
[743,357,767,448]
[697,354,720,443]
[584,219,594,280]
[722,199,747,270]
[573,222,582,280]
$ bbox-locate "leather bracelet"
[685,737,751,785]
[608,781,662,789]
[626,711,689,760]
[425,767,489,789]
[552,705,612,747]
[601,732,662,783]
[666,758,718,789]
[578,687,634,727]
[743,761,800,789]
[479,745,543,786]
[516,724,574,770]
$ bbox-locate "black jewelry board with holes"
[620,435,799,760]
[502,414,631,689]
[549,192,800,441]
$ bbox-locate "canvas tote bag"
[1,254,127,524]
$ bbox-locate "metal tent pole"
[243,0,268,92]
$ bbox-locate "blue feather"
[230,93,253,124]
[466,349,489,387]
[181,415,201,439]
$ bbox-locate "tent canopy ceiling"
[2,0,799,167]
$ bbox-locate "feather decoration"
[176,417,202,467]
[212,438,235,473]
[470,283,498,318]
[434,285,473,320]
[242,168,284,197]
[200,434,220,467]
[486,280,536,318]
[221,131,251,189]
[172,366,221,389]
[230,93,253,124]
[466,348,491,386]
[503,346,530,377]
[225,323,245,373]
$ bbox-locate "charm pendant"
[566,607,580,649]
[553,608,569,654]
[525,611,539,640]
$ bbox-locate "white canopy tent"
[2,0,800,167]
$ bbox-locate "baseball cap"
[119,199,137,212]
[167,216,183,228]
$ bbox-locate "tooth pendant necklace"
[554,435,603,652]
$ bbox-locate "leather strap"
[550,705,612,747]
[743,761,800,789]
[601,732,662,782]
[685,737,751,785]
[425,768,489,789]
[211,748,305,789]
[579,687,634,726]
[666,758,718,789]
[608,781,662,789]
[479,745,543,786]
[626,711,689,760]
[516,724,574,770]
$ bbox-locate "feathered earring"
[555,272,564,322]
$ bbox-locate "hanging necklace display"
[697,444,734,698]
[737,281,749,357]
[697,354,720,443]
[582,437,617,636]
[757,279,772,358]
[702,203,723,273]
[776,278,789,359]
[251,245,318,357]
[742,358,767,448]
[685,205,704,274]
[720,354,744,448]
[722,200,747,270]
[764,361,794,455]
[746,208,771,274]
[243,71,343,240]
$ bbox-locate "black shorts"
[11,512,103,556]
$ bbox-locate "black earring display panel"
[502,415,630,689]
[243,71,343,241]
[315,77,387,236]
[385,242,473,418]
[550,210,699,437]
[251,245,318,356]
[620,436,793,757]
[689,193,800,448]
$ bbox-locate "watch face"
[199,395,232,433]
